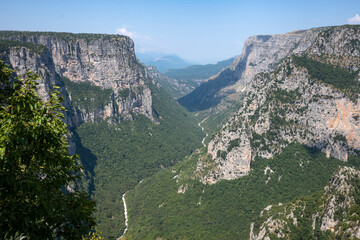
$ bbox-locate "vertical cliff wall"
[178,29,319,111]
[0,41,77,128]
[200,25,360,184]
[0,31,154,125]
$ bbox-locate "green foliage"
[250,131,267,149]
[292,55,360,102]
[62,77,112,112]
[165,57,235,82]
[251,164,360,239]
[75,83,203,238]
[178,67,238,111]
[0,66,95,239]
[270,113,289,127]
[250,86,302,128]
[216,150,227,159]
[153,74,195,99]
[194,97,242,145]
[82,231,103,240]
[342,24,360,30]
[334,134,347,143]
[0,39,47,54]
[0,31,127,43]
[269,88,301,104]
[284,194,330,240]
[118,88,130,98]
[227,139,240,152]
[125,142,347,239]
[0,61,16,105]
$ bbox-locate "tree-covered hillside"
[0,63,95,240]
[71,82,204,238]
[124,143,360,239]
[0,30,128,43]
[146,57,235,100]
[165,57,235,83]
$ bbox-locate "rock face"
[145,65,197,99]
[0,42,77,128]
[250,167,360,240]
[0,31,154,126]
[199,25,360,184]
[178,28,320,111]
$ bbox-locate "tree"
[0,61,96,239]
[0,61,15,105]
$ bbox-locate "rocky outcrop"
[199,25,360,184]
[250,167,360,240]
[0,31,154,125]
[178,28,320,111]
[0,42,77,128]
[145,65,196,98]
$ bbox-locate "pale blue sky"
[1,0,359,63]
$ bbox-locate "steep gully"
[117,118,208,239]
[198,117,209,147]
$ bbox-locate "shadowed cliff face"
[0,44,77,128]
[199,25,360,184]
[0,32,154,125]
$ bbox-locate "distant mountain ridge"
[137,52,192,72]
[3,26,360,240]
[0,31,204,238]
[251,166,360,239]
[146,57,236,99]
[165,57,235,81]
[178,28,320,111]
[125,25,360,239]
[204,25,360,184]
[0,30,154,126]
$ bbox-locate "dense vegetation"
[0,63,95,239]
[165,57,235,83]
[62,77,112,112]
[0,40,47,54]
[178,67,238,111]
[3,26,360,240]
[252,165,360,239]
[193,95,242,147]
[292,55,360,102]
[74,83,204,238]
[125,142,360,239]
[0,31,127,43]
[138,54,191,73]
[155,57,235,99]
[153,75,190,99]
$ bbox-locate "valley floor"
[198,117,209,147]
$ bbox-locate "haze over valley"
[1,1,360,239]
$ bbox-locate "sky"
[1,0,360,64]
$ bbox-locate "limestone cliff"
[200,25,360,184]
[0,31,153,125]
[178,28,320,111]
[145,65,195,98]
[250,167,360,239]
[0,40,76,128]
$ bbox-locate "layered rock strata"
[0,31,154,125]
[200,25,360,184]
[178,28,320,111]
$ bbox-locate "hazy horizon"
[1,0,360,64]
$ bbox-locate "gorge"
[0,31,204,238]
[1,24,360,239]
